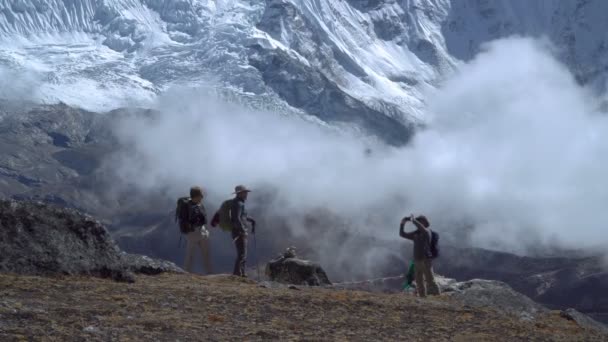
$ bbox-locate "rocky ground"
[0,273,606,342]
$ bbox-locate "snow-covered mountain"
[1,0,608,143]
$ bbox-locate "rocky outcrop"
[433,246,608,324]
[560,308,608,335]
[332,274,546,320]
[265,247,331,286]
[0,200,182,282]
[443,279,547,321]
[0,103,118,215]
[333,273,605,331]
[122,253,183,275]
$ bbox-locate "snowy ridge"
[0,0,100,35]
[1,0,608,143]
[0,0,207,46]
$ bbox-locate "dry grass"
[0,273,605,341]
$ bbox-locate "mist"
[0,65,42,103]
[112,37,608,268]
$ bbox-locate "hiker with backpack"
[210,185,257,277]
[230,185,256,277]
[175,186,213,274]
[399,214,441,297]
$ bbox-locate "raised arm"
[399,217,416,240]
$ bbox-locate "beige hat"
[233,185,252,194]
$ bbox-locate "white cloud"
[112,37,608,269]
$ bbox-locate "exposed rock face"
[434,246,608,324]
[331,272,607,332]
[248,44,414,146]
[0,200,182,282]
[0,103,122,215]
[332,274,545,320]
[560,308,608,335]
[265,247,331,286]
[443,279,547,321]
[122,253,183,275]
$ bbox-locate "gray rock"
[443,279,547,320]
[266,252,331,286]
[122,253,183,275]
[560,308,608,334]
[83,326,100,334]
[434,246,608,324]
[0,200,181,282]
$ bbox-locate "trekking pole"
[253,232,261,281]
[178,235,182,248]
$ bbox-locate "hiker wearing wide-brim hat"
[233,185,252,194]
[230,185,256,277]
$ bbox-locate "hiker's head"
[413,215,430,229]
[190,186,204,203]
[234,185,251,200]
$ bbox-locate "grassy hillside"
[0,273,605,341]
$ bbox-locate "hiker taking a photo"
[175,186,213,274]
[399,214,440,297]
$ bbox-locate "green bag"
[402,261,415,290]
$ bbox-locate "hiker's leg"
[232,233,239,276]
[424,259,441,295]
[184,232,197,273]
[199,235,213,275]
[232,233,247,277]
[238,235,248,277]
[414,259,426,297]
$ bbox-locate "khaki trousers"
[414,259,440,297]
[184,226,212,274]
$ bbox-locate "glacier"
[0,0,607,144]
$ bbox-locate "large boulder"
[0,200,183,282]
[266,247,331,286]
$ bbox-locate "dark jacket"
[231,197,249,234]
[400,223,433,261]
[189,201,207,228]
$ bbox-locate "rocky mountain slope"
[2,1,608,143]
